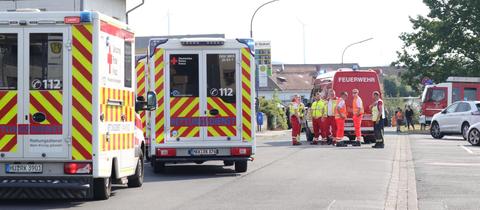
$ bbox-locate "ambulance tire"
[153,161,166,174]
[224,160,234,166]
[234,160,248,173]
[127,154,144,188]
[93,176,112,200]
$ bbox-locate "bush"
[259,91,288,130]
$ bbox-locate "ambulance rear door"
[165,51,203,142]
[204,50,241,141]
[0,26,71,159]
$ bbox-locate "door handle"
[209,109,219,116]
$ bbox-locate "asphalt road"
[1,130,479,209]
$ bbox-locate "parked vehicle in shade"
[430,101,480,140]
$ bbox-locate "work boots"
[372,142,384,148]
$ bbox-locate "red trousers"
[312,118,322,140]
[291,116,301,141]
[335,118,345,140]
[353,114,363,138]
[325,116,337,138]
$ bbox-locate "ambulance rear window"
[207,54,236,103]
[169,54,199,97]
[0,34,18,90]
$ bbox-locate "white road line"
[461,145,474,154]
[326,200,336,210]
[426,162,480,166]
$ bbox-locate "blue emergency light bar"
[80,12,92,23]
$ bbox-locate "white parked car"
[467,122,480,146]
[430,101,480,139]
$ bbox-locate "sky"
[127,0,429,67]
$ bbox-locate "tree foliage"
[396,0,480,91]
[259,91,288,130]
[383,76,416,97]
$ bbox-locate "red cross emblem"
[171,56,177,65]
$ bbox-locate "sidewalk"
[255,129,290,138]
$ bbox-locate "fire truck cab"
[420,77,480,126]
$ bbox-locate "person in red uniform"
[351,89,364,144]
[325,89,338,145]
[334,91,348,146]
[289,95,304,146]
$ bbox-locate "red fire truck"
[306,69,382,143]
[420,77,480,126]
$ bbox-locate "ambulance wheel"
[305,127,314,142]
[127,155,144,188]
[93,176,112,200]
[234,160,248,173]
[153,161,166,174]
[224,160,234,166]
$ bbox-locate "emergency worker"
[289,95,304,146]
[334,92,348,146]
[310,91,327,145]
[325,89,338,144]
[370,91,385,148]
[351,89,364,143]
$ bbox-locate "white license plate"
[190,148,218,156]
[6,164,43,173]
[345,123,354,127]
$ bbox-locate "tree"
[259,90,288,130]
[396,0,480,91]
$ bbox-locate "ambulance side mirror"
[135,91,157,112]
[146,91,157,111]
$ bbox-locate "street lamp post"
[250,0,279,113]
[341,37,373,67]
[250,0,280,38]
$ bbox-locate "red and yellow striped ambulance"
[0,10,156,199]
[147,38,256,173]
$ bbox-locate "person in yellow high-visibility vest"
[309,91,327,145]
[289,95,305,146]
[352,89,364,143]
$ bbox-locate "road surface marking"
[326,200,336,210]
[426,162,480,166]
[460,145,474,154]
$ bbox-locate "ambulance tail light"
[156,148,176,157]
[231,147,251,157]
[362,120,374,128]
[64,163,92,175]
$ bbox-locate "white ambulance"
[146,38,256,173]
[0,10,156,199]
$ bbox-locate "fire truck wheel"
[234,160,247,173]
[93,176,112,200]
[224,160,234,166]
[347,136,356,141]
[153,161,166,174]
[128,155,144,188]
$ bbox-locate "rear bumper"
[0,176,93,199]
[154,156,252,163]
